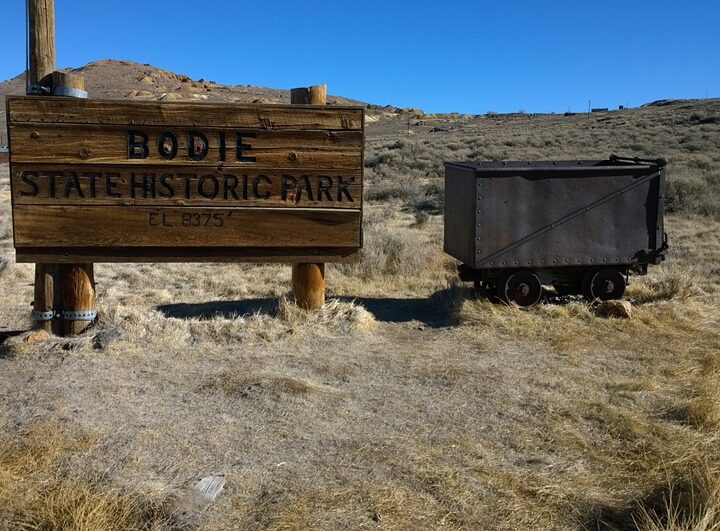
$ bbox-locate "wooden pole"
[28,0,59,332]
[28,0,96,335]
[292,263,325,310]
[56,74,95,336]
[33,265,61,334]
[290,84,327,310]
[27,0,55,90]
[51,71,86,95]
[61,264,95,336]
[290,85,327,107]
[54,73,95,335]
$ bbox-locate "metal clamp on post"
[26,83,51,95]
[61,309,98,321]
[31,309,55,321]
[53,85,88,98]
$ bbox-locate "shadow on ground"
[157,289,457,328]
[337,292,455,327]
[583,478,693,531]
[158,298,278,320]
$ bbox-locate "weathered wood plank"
[7,96,364,130]
[7,95,364,263]
[14,206,361,248]
[11,165,362,208]
[16,247,360,264]
[9,124,362,168]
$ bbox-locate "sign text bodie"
[6,97,364,263]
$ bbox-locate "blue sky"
[1,1,718,114]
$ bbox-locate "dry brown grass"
[630,266,704,304]
[0,423,172,530]
[365,98,720,220]
[1,99,719,530]
[199,370,334,398]
[634,461,720,531]
[277,296,376,333]
[452,270,720,530]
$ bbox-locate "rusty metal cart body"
[444,155,668,306]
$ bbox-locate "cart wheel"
[497,271,542,307]
[582,268,626,301]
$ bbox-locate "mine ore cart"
[444,155,668,307]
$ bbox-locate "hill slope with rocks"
[0,58,416,134]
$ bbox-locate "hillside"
[0,58,392,135]
[365,97,720,219]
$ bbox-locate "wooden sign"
[6,96,364,263]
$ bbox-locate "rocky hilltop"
[0,59,426,135]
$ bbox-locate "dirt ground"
[1,97,720,530]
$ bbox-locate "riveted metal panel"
[444,157,666,270]
[443,164,477,266]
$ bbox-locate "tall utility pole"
[27,0,95,335]
[27,0,60,333]
[27,0,55,92]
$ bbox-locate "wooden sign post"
[28,0,58,334]
[7,96,364,321]
[27,0,96,336]
[7,97,364,258]
[291,84,328,310]
[11,3,363,334]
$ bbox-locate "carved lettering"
[253,175,271,199]
[20,171,39,197]
[242,174,249,200]
[130,173,156,199]
[128,130,149,159]
[218,131,226,162]
[337,176,354,202]
[236,132,256,162]
[281,175,297,201]
[157,132,178,160]
[317,176,332,201]
[159,174,174,198]
[14,170,359,205]
[105,173,122,198]
[198,175,219,199]
[223,174,239,200]
[296,175,313,202]
[83,172,99,198]
[180,173,194,199]
[47,171,62,198]
[63,172,83,198]
[187,131,209,161]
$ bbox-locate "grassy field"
[0,98,719,530]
